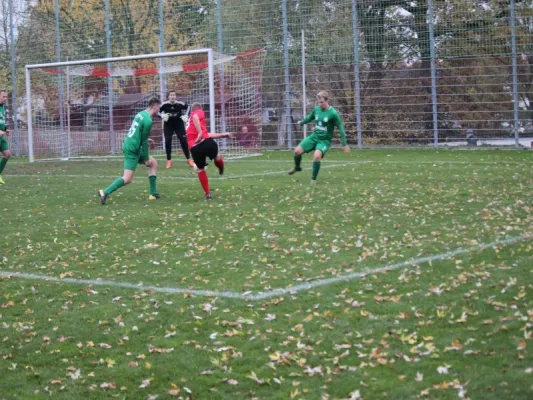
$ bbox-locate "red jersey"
[186,108,209,149]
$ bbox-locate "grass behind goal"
[1,150,532,399]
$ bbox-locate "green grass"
[1,149,532,399]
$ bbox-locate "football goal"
[24,48,266,162]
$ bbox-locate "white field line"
[8,158,523,182]
[230,159,533,165]
[1,234,530,301]
[6,163,356,181]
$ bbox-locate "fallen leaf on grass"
[247,371,266,385]
[348,390,361,399]
[139,378,151,389]
[437,365,451,375]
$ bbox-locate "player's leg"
[311,140,330,183]
[98,169,135,204]
[176,123,194,167]
[191,142,211,199]
[0,137,11,184]
[208,140,224,175]
[146,156,160,200]
[98,152,138,204]
[164,123,174,168]
[288,135,317,175]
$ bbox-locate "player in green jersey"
[98,97,161,204]
[288,91,350,183]
[0,90,11,185]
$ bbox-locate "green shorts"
[0,136,9,152]
[299,134,331,157]
[123,150,147,171]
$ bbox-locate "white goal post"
[25,47,265,162]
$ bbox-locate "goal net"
[24,48,266,162]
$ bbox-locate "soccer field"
[1,149,532,399]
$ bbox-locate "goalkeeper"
[159,90,194,169]
[288,91,350,183]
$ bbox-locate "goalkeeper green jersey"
[0,103,7,131]
[123,110,153,160]
[300,106,347,146]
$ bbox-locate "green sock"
[104,178,125,196]
[0,157,8,175]
[312,161,321,180]
[294,154,302,170]
[149,175,157,195]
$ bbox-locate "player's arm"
[180,102,190,123]
[335,113,350,152]
[158,103,170,122]
[299,109,315,125]
[0,121,9,137]
[208,132,232,139]
[141,121,151,162]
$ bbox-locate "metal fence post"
[54,0,67,158]
[510,0,520,148]
[158,0,166,99]
[428,0,439,147]
[301,29,307,139]
[282,0,292,150]
[8,0,19,156]
[105,0,115,154]
[352,0,363,148]
[217,0,227,146]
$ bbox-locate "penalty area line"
[6,163,356,182]
[1,233,531,301]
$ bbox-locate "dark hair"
[167,90,176,97]
[148,97,161,107]
[0,89,7,94]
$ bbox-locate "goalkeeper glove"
[161,112,170,122]
[181,115,189,124]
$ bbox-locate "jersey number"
[127,121,139,137]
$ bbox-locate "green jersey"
[300,106,347,146]
[0,103,7,131]
[123,110,153,160]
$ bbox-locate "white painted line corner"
[1,233,531,301]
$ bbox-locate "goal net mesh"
[27,48,266,160]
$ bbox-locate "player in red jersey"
[186,102,232,200]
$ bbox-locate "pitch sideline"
[1,233,531,301]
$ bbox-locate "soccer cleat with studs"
[205,194,213,201]
[288,167,302,175]
[98,189,108,205]
[149,193,161,200]
[0,175,4,185]
[310,179,317,185]
[166,160,172,169]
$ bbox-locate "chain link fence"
[2,0,532,156]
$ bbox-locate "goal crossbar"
[25,48,216,162]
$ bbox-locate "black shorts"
[191,139,218,170]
